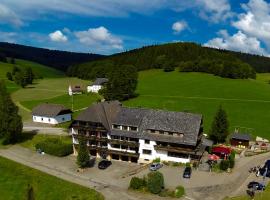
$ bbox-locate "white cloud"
[172,0,233,23]
[172,21,188,34]
[232,0,270,46]
[0,31,18,43]
[49,30,68,42]
[0,3,23,26]
[205,30,267,55]
[75,26,123,52]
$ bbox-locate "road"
[0,145,270,200]
[23,122,68,135]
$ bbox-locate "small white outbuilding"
[87,78,108,93]
[32,103,72,125]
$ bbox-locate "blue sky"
[0,0,270,56]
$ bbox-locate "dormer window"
[122,126,128,130]
[113,124,120,129]
[130,126,138,131]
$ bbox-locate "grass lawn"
[124,70,270,139]
[0,156,103,200]
[10,77,93,121]
[19,133,72,151]
[21,93,101,111]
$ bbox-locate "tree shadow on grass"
[18,130,38,143]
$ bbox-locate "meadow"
[0,156,103,200]
[124,70,270,139]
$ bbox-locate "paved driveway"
[1,145,270,200]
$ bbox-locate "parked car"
[149,163,163,171]
[258,167,270,177]
[98,160,112,169]
[247,181,265,191]
[183,166,192,178]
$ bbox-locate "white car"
[149,163,163,171]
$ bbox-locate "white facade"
[138,139,190,164]
[87,85,102,93]
[33,114,71,125]
[68,85,82,96]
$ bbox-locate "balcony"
[109,139,139,147]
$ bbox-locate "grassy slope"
[0,156,103,200]
[0,58,96,121]
[124,70,270,139]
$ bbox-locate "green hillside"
[124,70,270,139]
[0,58,64,79]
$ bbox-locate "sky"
[0,0,270,56]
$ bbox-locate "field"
[0,156,103,200]
[124,70,270,139]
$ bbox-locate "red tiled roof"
[212,146,231,155]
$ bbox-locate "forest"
[67,42,258,80]
[0,42,103,71]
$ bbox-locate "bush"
[153,157,161,163]
[219,160,230,171]
[147,171,164,194]
[175,186,185,198]
[129,177,145,190]
[228,151,236,168]
[35,138,72,157]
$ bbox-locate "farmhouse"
[32,103,72,124]
[70,101,209,164]
[68,85,82,96]
[87,78,108,93]
[230,133,251,148]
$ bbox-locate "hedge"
[35,138,73,157]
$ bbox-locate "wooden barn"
[230,133,251,148]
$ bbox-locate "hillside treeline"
[0,42,104,71]
[67,42,256,80]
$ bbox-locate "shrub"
[129,177,145,190]
[220,160,230,171]
[153,157,161,163]
[35,138,72,157]
[159,189,175,197]
[228,151,235,168]
[147,171,164,194]
[175,186,185,198]
[162,161,170,166]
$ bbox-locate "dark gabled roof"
[75,101,121,130]
[32,103,71,117]
[112,107,148,127]
[91,78,108,86]
[140,110,202,145]
[231,133,251,141]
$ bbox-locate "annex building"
[70,101,209,164]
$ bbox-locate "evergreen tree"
[12,65,20,75]
[76,137,90,168]
[0,81,22,144]
[14,71,27,88]
[209,105,229,144]
[101,65,138,101]
[6,72,13,81]
[26,67,34,84]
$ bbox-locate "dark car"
[183,167,192,178]
[259,167,270,177]
[247,181,265,191]
[98,160,112,169]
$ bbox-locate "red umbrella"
[208,154,220,161]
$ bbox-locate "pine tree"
[0,81,22,144]
[6,72,13,81]
[76,137,90,168]
[26,67,34,84]
[209,105,229,144]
